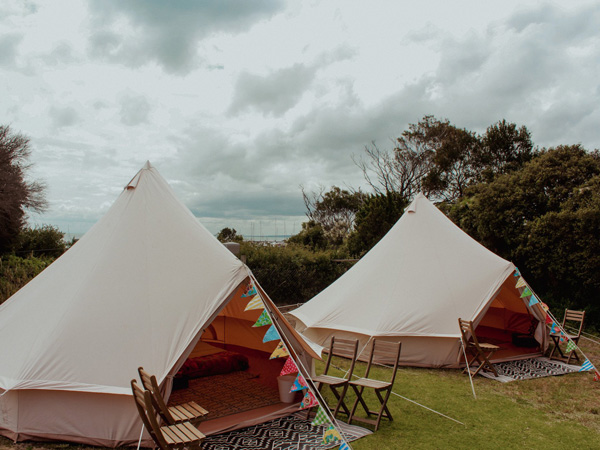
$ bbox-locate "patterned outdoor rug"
[478,357,582,382]
[203,412,372,450]
[168,371,281,420]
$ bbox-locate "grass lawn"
[1,337,599,450]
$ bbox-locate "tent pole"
[136,424,144,450]
[460,336,477,399]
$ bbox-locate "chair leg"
[373,388,393,431]
[332,384,351,418]
[349,384,371,424]
[566,339,581,364]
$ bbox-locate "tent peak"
[126,161,154,190]
[406,192,429,213]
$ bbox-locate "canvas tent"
[290,193,549,368]
[0,162,317,447]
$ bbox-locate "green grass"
[322,336,600,450]
[1,338,599,450]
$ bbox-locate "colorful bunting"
[514,268,520,277]
[323,425,342,444]
[339,443,350,450]
[541,302,549,311]
[565,340,577,353]
[549,323,557,334]
[291,374,307,392]
[520,287,532,298]
[594,371,600,382]
[241,284,257,298]
[252,310,272,327]
[311,406,330,426]
[263,325,280,343]
[280,357,298,376]
[528,295,539,306]
[515,277,527,289]
[545,315,554,324]
[270,341,290,359]
[580,359,594,372]
[244,295,264,311]
[301,390,319,409]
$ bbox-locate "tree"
[446,145,600,326]
[12,225,67,258]
[299,186,367,247]
[216,227,243,243]
[0,126,47,253]
[347,191,408,256]
[356,116,535,203]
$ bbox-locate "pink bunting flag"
[280,357,298,376]
[594,371,600,382]
[300,390,319,409]
[291,374,307,392]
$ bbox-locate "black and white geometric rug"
[202,412,372,450]
[478,357,582,382]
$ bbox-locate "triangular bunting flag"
[323,425,342,444]
[263,325,280,343]
[594,370,600,382]
[291,374,307,392]
[244,295,264,311]
[515,277,527,289]
[580,359,593,372]
[311,406,330,426]
[545,315,554,324]
[541,302,549,311]
[565,340,577,353]
[528,295,539,306]
[280,357,298,376]
[514,268,520,277]
[520,287,532,298]
[252,310,272,327]
[550,323,557,334]
[339,443,350,450]
[270,341,289,359]
[300,390,319,409]
[241,284,257,298]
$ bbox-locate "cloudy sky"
[2,1,599,238]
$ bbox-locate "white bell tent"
[290,193,549,368]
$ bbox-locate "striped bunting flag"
[339,443,351,450]
[244,295,264,311]
[252,310,272,327]
[515,277,527,289]
[262,325,280,343]
[580,359,594,372]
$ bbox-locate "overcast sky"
[2,1,599,238]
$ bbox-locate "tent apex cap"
[143,161,153,170]
[406,192,428,213]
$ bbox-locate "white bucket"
[277,374,297,403]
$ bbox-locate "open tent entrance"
[471,275,544,363]
[165,279,303,436]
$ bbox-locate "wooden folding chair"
[348,339,401,431]
[131,379,205,450]
[548,309,585,364]
[309,336,359,419]
[458,318,499,377]
[138,367,208,426]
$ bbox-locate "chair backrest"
[323,336,359,379]
[131,379,171,450]
[458,318,481,349]
[563,309,585,336]
[362,339,402,383]
[138,367,175,425]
